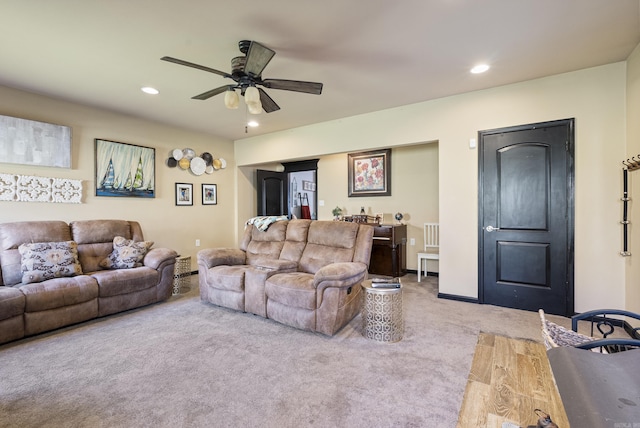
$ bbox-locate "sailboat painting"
[95,139,155,198]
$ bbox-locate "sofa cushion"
[90,267,158,297]
[280,220,311,263]
[19,275,98,312]
[245,220,288,265]
[76,242,116,273]
[298,222,360,274]
[19,241,83,284]
[308,221,359,248]
[100,236,154,269]
[70,219,136,244]
[265,272,316,310]
[206,265,248,292]
[71,220,146,272]
[246,241,285,266]
[0,286,25,321]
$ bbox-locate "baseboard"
[625,321,640,339]
[437,292,479,304]
[406,269,439,277]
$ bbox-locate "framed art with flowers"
[347,148,391,197]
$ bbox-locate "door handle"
[484,225,500,232]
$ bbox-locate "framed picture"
[302,180,316,192]
[348,148,391,197]
[95,139,155,198]
[0,114,72,168]
[202,183,217,205]
[175,182,193,206]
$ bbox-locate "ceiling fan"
[161,40,323,114]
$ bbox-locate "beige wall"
[317,145,439,271]
[235,62,628,312]
[0,85,236,271]
[626,43,640,313]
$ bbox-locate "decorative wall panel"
[0,173,82,203]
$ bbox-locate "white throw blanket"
[245,215,288,231]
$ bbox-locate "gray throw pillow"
[99,236,154,269]
[19,241,83,284]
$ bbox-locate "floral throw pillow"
[19,241,83,284]
[99,236,154,269]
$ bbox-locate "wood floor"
[457,332,569,428]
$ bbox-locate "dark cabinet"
[369,224,407,277]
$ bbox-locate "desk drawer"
[373,226,392,239]
[372,236,392,245]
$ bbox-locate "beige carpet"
[0,275,565,427]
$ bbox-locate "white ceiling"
[1,0,639,141]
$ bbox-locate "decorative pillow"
[99,236,154,269]
[19,241,83,284]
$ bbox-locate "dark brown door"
[479,119,574,316]
[257,170,288,216]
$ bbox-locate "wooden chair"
[417,223,439,282]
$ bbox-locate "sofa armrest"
[313,262,368,291]
[197,248,246,269]
[143,247,179,270]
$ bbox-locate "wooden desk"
[369,224,406,277]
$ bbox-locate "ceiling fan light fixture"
[247,120,259,127]
[244,86,260,104]
[247,101,263,115]
[244,86,263,114]
[224,89,239,109]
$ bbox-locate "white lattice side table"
[361,280,403,343]
[173,256,191,295]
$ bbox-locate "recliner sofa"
[197,219,374,335]
[0,219,177,345]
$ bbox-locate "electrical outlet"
[195,239,201,247]
[410,238,415,246]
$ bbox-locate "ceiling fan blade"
[161,56,232,79]
[244,42,276,78]
[258,88,280,113]
[192,85,234,100]
[262,79,323,95]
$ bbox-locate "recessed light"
[247,120,259,127]
[470,64,490,74]
[141,86,159,95]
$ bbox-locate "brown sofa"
[0,219,178,345]
[197,219,374,335]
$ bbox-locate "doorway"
[256,169,288,216]
[289,170,317,219]
[478,119,574,316]
[256,159,318,218]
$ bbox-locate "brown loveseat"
[0,219,178,345]
[197,219,374,335]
